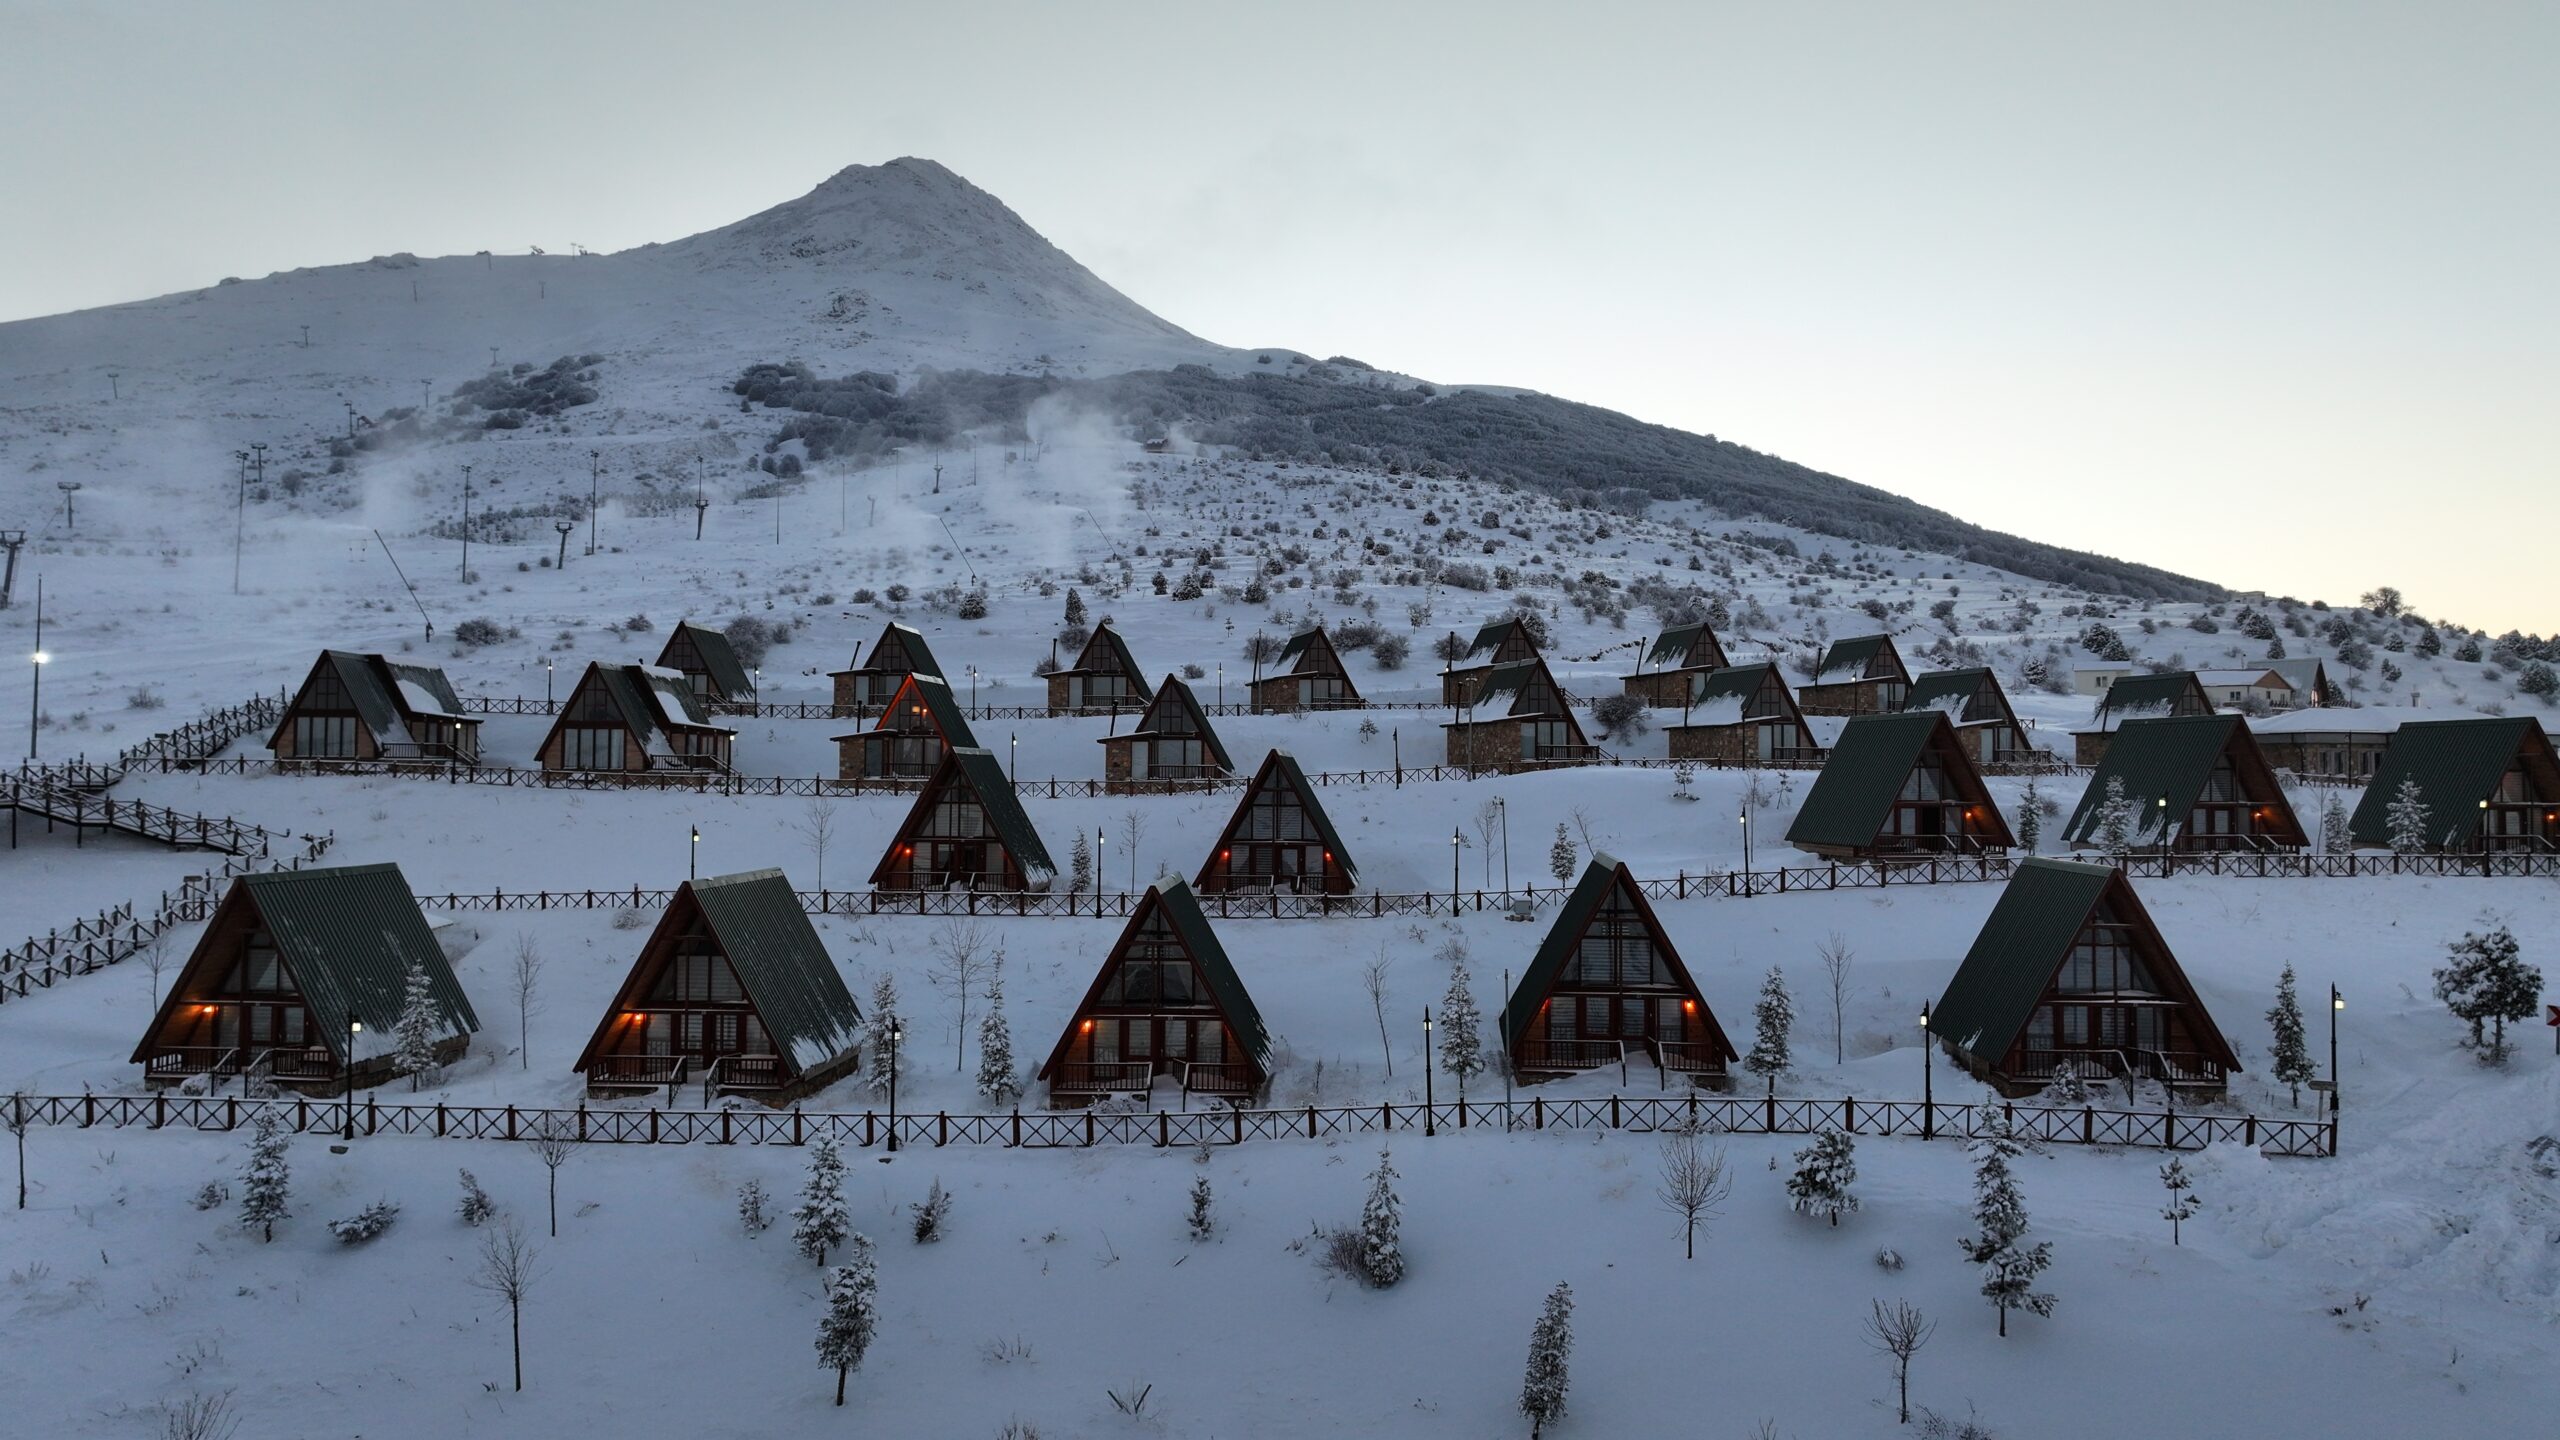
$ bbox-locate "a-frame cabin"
[1047,623,1153,716]
[537,661,735,774]
[1898,668,2034,768]
[1786,711,2015,860]
[1194,749,1357,895]
[1501,855,1736,1085]
[267,650,481,764]
[656,620,754,707]
[1099,675,1234,793]
[1932,859,2239,1096]
[1798,635,1911,716]
[834,672,979,781]
[1666,662,1821,764]
[2074,671,2214,764]
[1622,621,1732,706]
[1037,879,1271,1106]
[2063,714,2307,853]
[1252,625,1364,712]
[574,869,863,1104]
[1444,657,1593,772]
[829,622,943,716]
[2348,716,2560,853]
[2267,658,2337,709]
[1441,617,1542,707]
[869,746,1056,892]
[133,863,478,1092]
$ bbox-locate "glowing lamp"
[30,651,48,665]
[2332,993,2345,1011]
[1081,1019,1093,1032]
[1681,999,1696,1012]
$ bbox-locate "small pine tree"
[1744,966,1793,1087]
[1959,1112,2056,1337]
[1439,964,1486,1102]
[2319,793,2351,855]
[392,955,441,1090]
[1548,823,1576,886]
[1786,1128,1860,1227]
[909,1178,952,1243]
[738,1177,771,1236]
[457,1168,495,1225]
[816,1237,879,1407]
[2159,1156,2199,1245]
[864,977,903,1096]
[2386,779,2431,854]
[1360,1149,1404,1287]
[238,1107,291,1243]
[2432,925,2542,1062]
[2094,776,2134,859]
[2266,964,2315,1108]
[1519,1281,1575,1439]
[1187,1174,1215,1241]
[1068,830,1093,893]
[2017,774,2043,854]
[793,1136,850,1267]
[976,971,1020,1105]
[1063,587,1087,627]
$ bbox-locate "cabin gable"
[1039,881,1269,1103]
[1500,858,1734,1081]
[1196,750,1357,893]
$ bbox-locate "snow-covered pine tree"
[2017,774,2043,854]
[793,1135,850,1267]
[2386,779,2430,854]
[1438,964,1485,1102]
[738,1177,770,1235]
[392,955,441,1090]
[864,976,903,1096]
[457,1168,495,1225]
[1785,1128,1860,1227]
[1548,823,1576,886]
[1744,966,1793,1089]
[239,1106,291,1243]
[975,970,1020,1105]
[1063,587,1087,628]
[2319,793,2351,855]
[2158,1156,2199,1245]
[815,1235,879,1407]
[2266,963,2315,1108]
[1069,830,1093,893]
[1519,1281,1575,1439]
[1959,1111,2055,1337]
[2432,924,2543,1061]
[2094,776,2134,860]
[1187,1174,1215,1241]
[1360,1149,1404,1287]
[909,1178,952,1243]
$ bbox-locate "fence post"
[2082,1106,2094,1145]
[1306,1105,1317,1139]
[2244,1114,2256,1148]
[152,1092,166,1129]
[1610,1094,1621,1130]
[1533,1096,1544,1131]
[226,1095,239,1131]
[505,1104,518,1140]
[1765,1087,1777,1132]
[577,1102,589,1142]
[1844,1095,1855,1134]
[436,1102,448,1137]
[938,1112,949,1148]
[1011,1109,1022,1148]
[1156,1111,1169,1148]
[1086,1110,1097,1147]
[365,1093,379,1137]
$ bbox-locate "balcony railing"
[142,1046,240,1081]
[588,1052,690,1087]
[1049,1060,1154,1095]
[1515,1038,1632,1079]
[1166,1058,1256,1096]
[2011,1047,2226,1089]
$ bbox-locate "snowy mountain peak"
[651,157,1195,346]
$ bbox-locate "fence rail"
[0,1090,2337,1159]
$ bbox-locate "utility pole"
[28,576,46,760]
[107,373,119,401]
[932,464,942,495]
[343,399,355,439]
[460,465,474,582]
[300,325,311,348]
[587,450,601,554]
[0,531,23,610]
[693,469,708,541]
[55,482,81,531]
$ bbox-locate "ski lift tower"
[0,530,24,609]
[56,482,82,531]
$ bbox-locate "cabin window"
[651,942,746,1005]
[1241,788,1311,841]
[2056,917,2159,994]
[1898,757,1950,803]
[225,933,289,995]
[300,667,352,711]
[1565,894,1671,987]
[292,714,358,758]
[1103,959,1200,1007]
[566,683,618,722]
[561,726,621,769]
[920,790,990,838]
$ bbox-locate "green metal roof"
[904,674,981,751]
[1068,624,1153,700]
[686,869,865,1072]
[325,651,406,744]
[1466,618,1522,662]
[1645,622,1725,669]
[1276,627,1322,666]
[1689,661,1780,709]
[1931,859,2116,1065]
[134,863,478,1063]
[1785,711,2011,850]
[2349,717,2557,849]
[1499,854,1734,1059]
[1815,634,1902,684]
[2062,714,2300,846]
[1931,859,2239,1072]
[2088,671,2210,729]
[666,621,752,699]
[953,746,1056,882]
[1899,668,1995,718]
[878,622,943,680]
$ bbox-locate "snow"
[394,677,459,720]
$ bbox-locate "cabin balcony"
[1046,1060,1157,1100]
[142,1045,341,1090]
[2007,1047,2227,1093]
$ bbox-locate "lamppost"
[587,450,601,555]
[342,1019,363,1139]
[544,659,555,707]
[2480,798,2492,873]
[1009,733,1018,786]
[752,667,762,709]
[233,448,251,595]
[1094,828,1105,904]
[1216,662,1224,709]
[967,665,979,717]
[886,1021,905,1153]
[1739,806,1752,874]
[1450,827,1462,905]
[459,465,474,582]
[28,575,49,760]
[1919,1001,1934,1140]
[1422,1007,1436,1136]
[2329,985,2343,1126]
[1494,796,1511,891]
[690,825,700,881]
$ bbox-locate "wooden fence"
[0,1089,2337,1159]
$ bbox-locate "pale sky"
[4,1,2552,631]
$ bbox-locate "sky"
[3,1,2553,632]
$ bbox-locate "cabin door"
[1129,744,1150,782]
